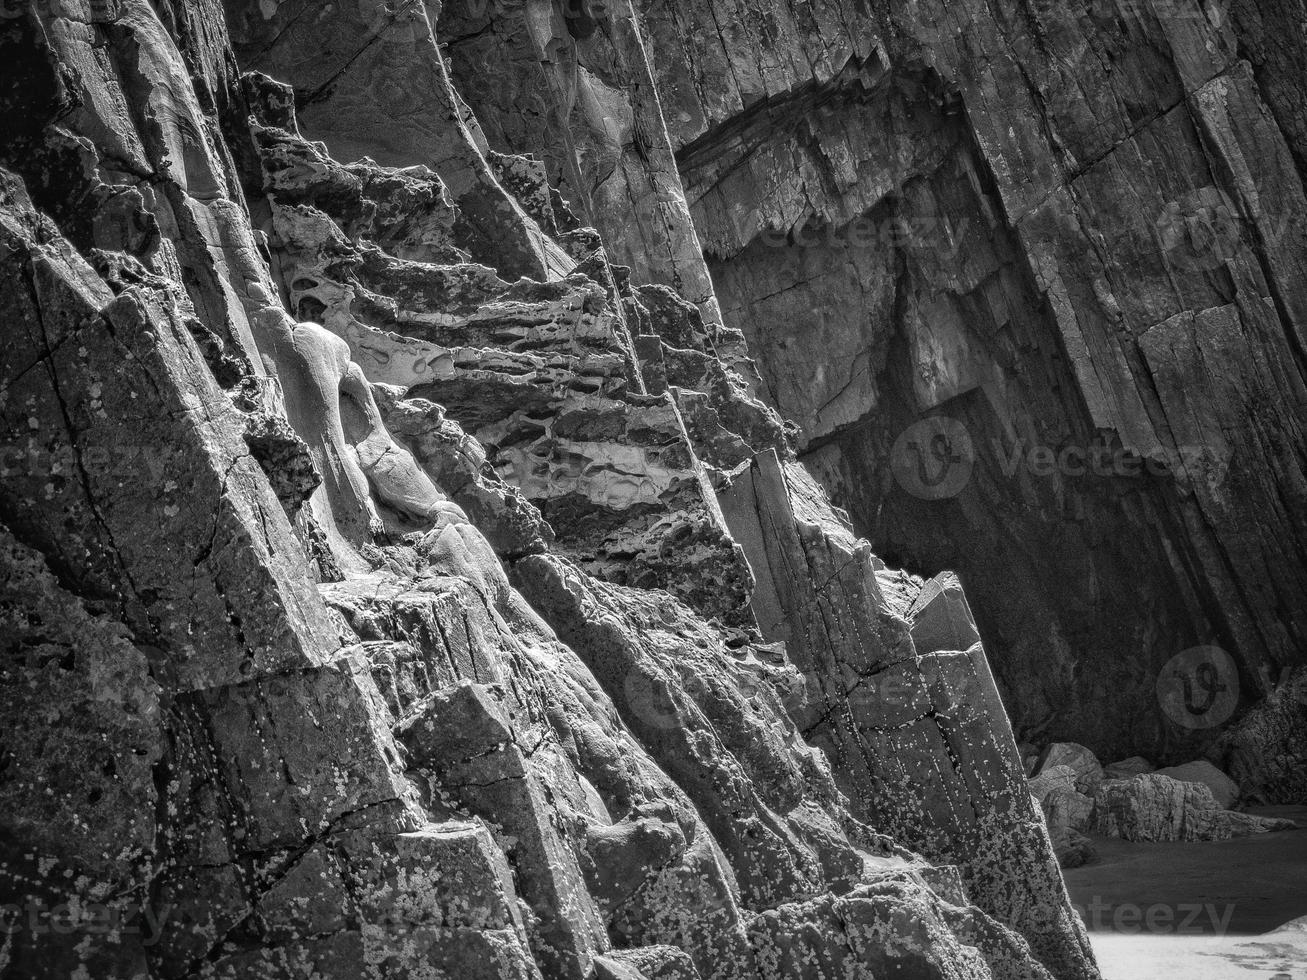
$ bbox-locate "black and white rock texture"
[436,0,1307,777]
[1029,744,1294,859]
[0,0,1302,978]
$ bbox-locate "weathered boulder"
[1034,744,1105,798]
[1041,790,1095,837]
[1029,765,1095,865]
[1091,774,1297,842]
[1102,757,1156,781]
[593,946,702,980]
[1029,766,1078,805]
[1154,761,1241,810]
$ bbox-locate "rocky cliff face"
[435,0,1307,773]
[511,0,1307,772]
[0,0,1296,978]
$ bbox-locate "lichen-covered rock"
[748,875,1055,980]
[1029,767,1078,807]
[716,452,1096,980]
[594,946,702,980]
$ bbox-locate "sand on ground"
[1062,806,1307,979]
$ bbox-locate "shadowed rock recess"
[0,0,1290,977]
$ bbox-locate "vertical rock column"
[719,451,1097,980]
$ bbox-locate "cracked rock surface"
[436,0,1307,782]
[9,1,1294,979]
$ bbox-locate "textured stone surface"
[1034,745,1105,798]
[1153,761,1242,809]
[681,1,1307,773]
[0,0,1144,978]
[1213,666,1307,803]
[716,452,1095,979]
[1102,757,1157,781]
[1091,774,1297,842]
[443,0,1307,778]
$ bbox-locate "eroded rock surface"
[0,1,1153,978]
[437,0,1307,782]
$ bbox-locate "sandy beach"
[1064,807,1307,979]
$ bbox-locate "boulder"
[1028,764,1077,804]
[1042,788,1095,834]
[1153,761,1241,809]
[594,947,702,980]
[1033,743,1104,796]
[1102,757,1155,780]
[1091,775,1297,842]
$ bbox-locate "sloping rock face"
[437,0,1307,773]
[685,1,1307,770]
[0,3,1099,980]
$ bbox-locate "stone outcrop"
[1028,745,1294,851]
[435,0,1307,780]
[1032,746,1105,798]
[1091,774,1297,843]
[0,3,1100,980]
[1102,757,1156,781]
[1212,665,1307,803]
[1154,760,1241,809]
[9,0,1302,976]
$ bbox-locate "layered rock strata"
[435,0,1307,783]
[0,1,1108,979]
